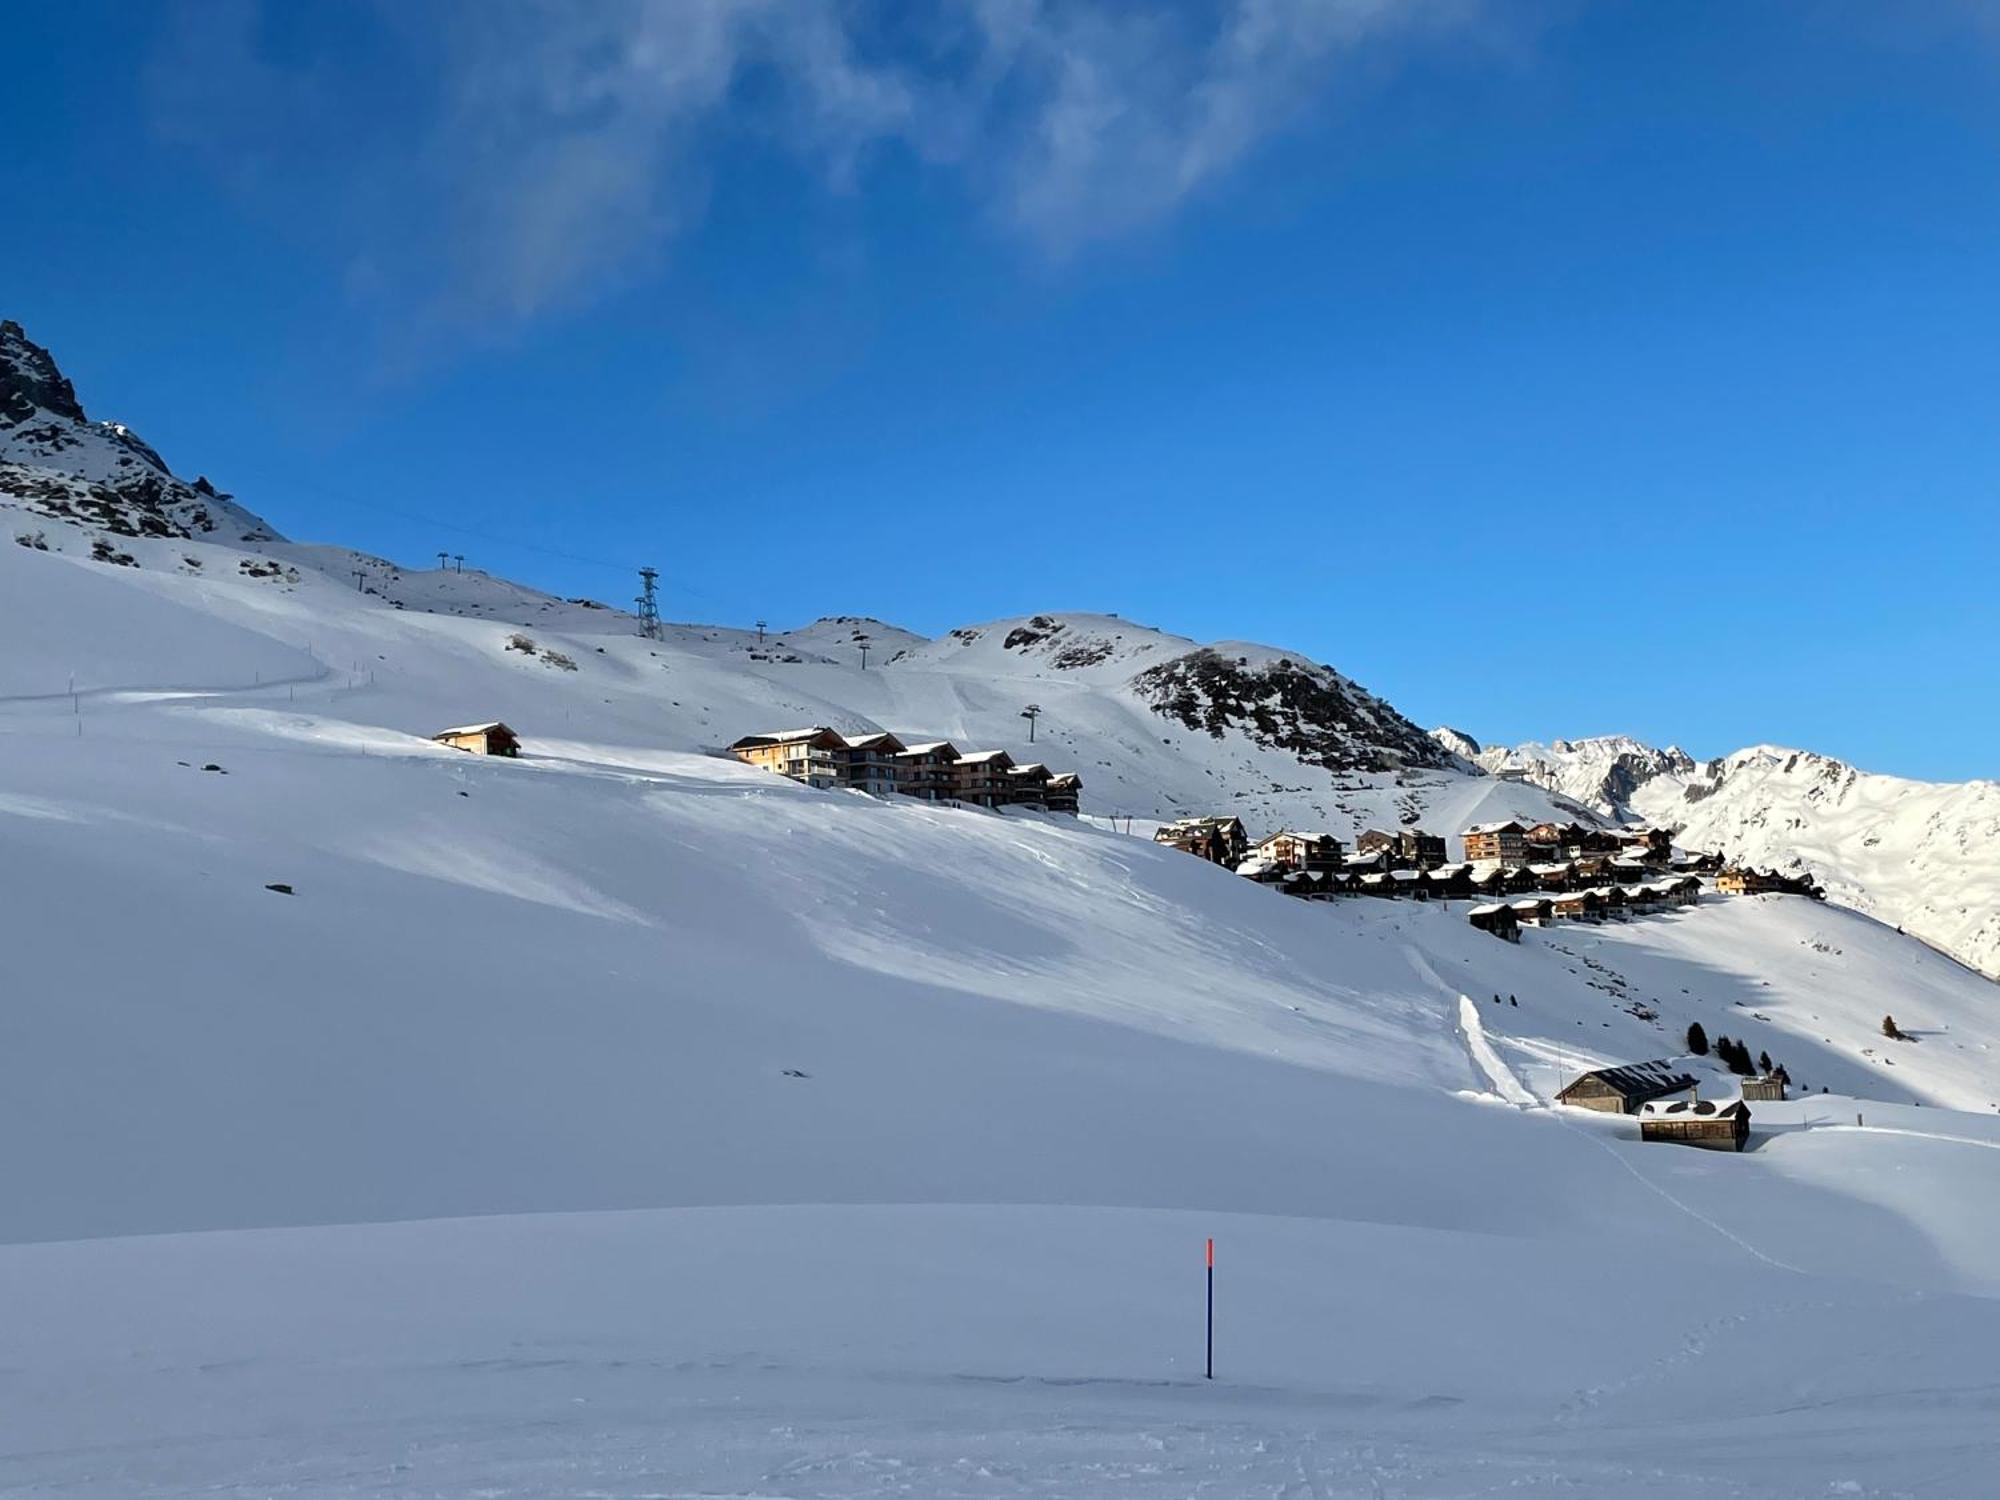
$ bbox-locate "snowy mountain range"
[7,319,2000,1494]
[1444,729,2000,981]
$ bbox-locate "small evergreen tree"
[1882,1014,1902,1040]
[1727,1045,1755,1077]
[1686,1022,1709,1055]
[1758,1049,1773,1075]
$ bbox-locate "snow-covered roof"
[434,721,512,738]
[1468,902,1509,916]
[731,727,835,748]
[1560,1060,1698,1103]
[1463,821,1525,836]
[1640,1097,1747,1118]
[957,749,1013,765]
[896,740,958,758]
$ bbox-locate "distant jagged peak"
[1431,725,1482,758]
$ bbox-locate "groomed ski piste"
[6,522,2000,1497]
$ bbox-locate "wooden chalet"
[1639,1096,1752,1152]
[1004,761,1053,806]
[1426,863,1473,900]
[1502,865,1543,896]
[1389,869,1430,900]
[433,721,521,758]
[835,731,906,796]
[950,748,1016,807]
[1461,820,1528,865]
[728,726,845,788]
[1342,849,1392,875]
[1468,902,1521,942]
[1356,828,1448,869]
[1043,772,1082,815]
[1556,1060,1699,1115]
[1528,861,1577,891]
[1508,897,1554,927]
[1154,816,1249,867]
[1254,830,1344,874]
[1552,890,1602,922]
[1617,827,1674,862]
[1740,1075,1788,1102]
[895,740,961,801]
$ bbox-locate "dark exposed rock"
[1132,648,1452,774]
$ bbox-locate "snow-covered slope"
[1451,728,2000,981]
[7,321,2000,1495]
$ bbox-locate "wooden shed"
[1467,902,1520,942]
[1556,1059,1700,1114]
[1740,1075,1788,1102]
[1639,1097,1752,1152]
[433,721,521,757]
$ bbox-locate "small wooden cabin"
[1556,1059,1700,1114]
[1740,1075,1788,1102]
[1639,1097,1752,1152]
[433,721,521,757]
[1468,902,1520,942]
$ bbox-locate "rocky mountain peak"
[1,319,87,427]
[0,318,280,545]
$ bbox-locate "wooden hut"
[1552,890,1601,922]
[1468,902,1521,942]
[1556,1059,1699,1114]
[1509,897,1554,928]
[1740,1075,1788,1102]
[1639,1097,1752,1152]
[433,721,521,757]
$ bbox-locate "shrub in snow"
[1882,1014,1903,1041]
[541,649,578,672]
[14,530,48,550]
[506,633,538,656]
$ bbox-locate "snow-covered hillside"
[1451,729,2000,981]
[7,321,2000,1495]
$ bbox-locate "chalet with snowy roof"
[836,731,906,796]
[1389,869,1430,899]
[948,748,1016,807]
[1426,863,1473,900]
[1556,1060,1699,1115]
[1343,849,1392,875]
[1355,828,1449,869]
[895,740,960,801]
[1638,1096,1752,1152]
[1509,897,1554,927]
[432,721,520,758]
[1042,772,1082,815]
[1154,816,1249,867]
[1468,902,1520,942]
[1552,890,1601,922]
[728,727,845,787]
[1005,762,1052,805]
[1716,866,1820,898]
[1616,827,1674,862]
[1528,861,1577,891]
[1253,830,1344,874]
[1461,820,1528,865]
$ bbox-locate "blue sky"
[5,1,1997,779]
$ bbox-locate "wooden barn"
[1639,1097,1752,1152]
[1556,1059,1700,1114]
[1740,1075,1789,1102]
[433,721,521,757]
[1468,902,1520,942]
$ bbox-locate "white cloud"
[157,0,1505,335]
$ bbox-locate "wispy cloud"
[154,0,1507,339]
